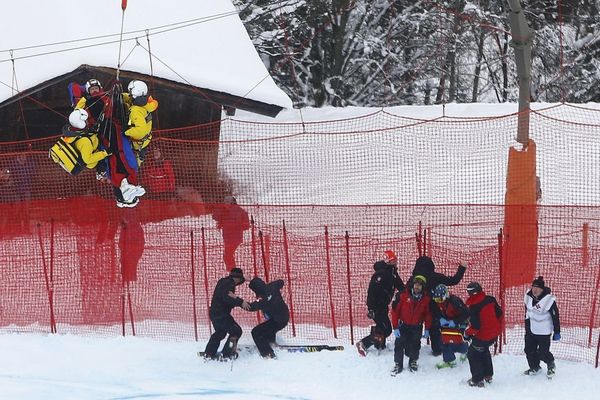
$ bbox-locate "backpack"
[68,82,86,107]
[49,136,87,176]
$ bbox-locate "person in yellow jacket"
[123,80,158,165]
[63,109,109,169]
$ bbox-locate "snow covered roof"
[0,0,293,111]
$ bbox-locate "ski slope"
[0,332,596,399]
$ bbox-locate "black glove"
[367,310,375,320]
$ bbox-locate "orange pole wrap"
[503,139,538,287]
[122,0,127,11]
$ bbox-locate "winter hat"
[249,277,267,296]
[224,195,237,204]
[413,275,427,286]
[414,256,435,273]
[229,268,245,284]
[532,276,545,289]
[383,250,397,264]
[466,281,482,296]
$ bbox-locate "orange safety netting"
[1,105,600,365]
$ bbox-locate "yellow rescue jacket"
[64,133,108,169]
[123,94,158,150]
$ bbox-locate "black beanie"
[532,276,545,289]
[229,268,245,284]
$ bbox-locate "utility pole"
[506,0,533,145]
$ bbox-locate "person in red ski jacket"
[464,281,503,387]
[389,275,432,375]
[212,196,250,271]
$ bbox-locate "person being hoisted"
[123,80,158,165]
[75,78,113,125]
[49,109,110,176]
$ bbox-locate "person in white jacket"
[523,276,561,378]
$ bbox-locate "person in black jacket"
[247,277,290,359]
[407,256,467,356]
[356,250,405,356]
[203,268,250,360]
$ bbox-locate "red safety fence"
[0,201,599,364]
[1,104,600,365]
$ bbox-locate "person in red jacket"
[390,275,432,375]
[142,146,175,199]
[212,196,250,271]
[464,281,503,387]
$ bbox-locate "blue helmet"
[432,284,449,303]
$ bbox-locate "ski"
[198,344,344,359]
[197,351,238,361]
[278,344,344,353]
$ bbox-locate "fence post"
[259,230,270,282]
[426,227,432,257]
[583,223,589,268]
[121,280,126,337]
[251,216,258,278]
[345,231,354,344]
[416,221,423,256]
[589,259,600,347]
[282,220,296,337]
[37,223,57,334]
[126,281,136,336]
[201,227,212,336]
[498,228,506,353]
[190,230,199,342]
[324,226,338,339]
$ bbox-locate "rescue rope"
[10,50,30,140]
[145,30,160,130]
[116,0,127,81]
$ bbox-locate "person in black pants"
[523,276,560,377]
[203,268,250,360]
[408,256,467,356]
[247,277,290,359]
[356,250,405,356]
[464,281,503,387]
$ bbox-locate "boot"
[523,366,542,375]
[390,363,403,376]
[547,361,556,378]
[436,360,457,369]
[409,359,418,372]
[356,341,367,357]
[467,378,484,388]
[221,336,239,360]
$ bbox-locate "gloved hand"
[422,329,430,339]
[439,318,456,328]
[552,332,561,341]
[367,310,375,320]
[393,328,401,338]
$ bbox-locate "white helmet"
[69,109,89,130]
[85,78,102,94]
[127,80,148,98]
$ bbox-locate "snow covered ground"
[1,332,597,399]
